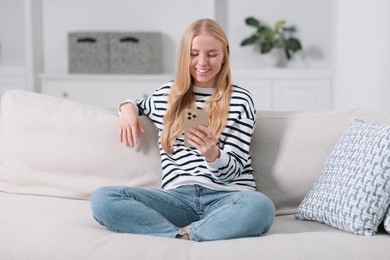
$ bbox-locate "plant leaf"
[257,26,267,34]
[274,20,285,32]
[283,26,296,33]
[261,42,273,54]
[286,38,302,52]
[240,35,257,46]
[245,17,260,27]
[259,27,274,44]
[285,48,291,60]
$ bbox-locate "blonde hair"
[161,18,232,153]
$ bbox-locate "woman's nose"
[198,54,208,65]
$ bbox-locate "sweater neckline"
[193,85,214,95]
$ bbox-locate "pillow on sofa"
[296,120,390,235]
[385,208,390,233]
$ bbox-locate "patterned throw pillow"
[296,120,390,235]
[385,207,390,233]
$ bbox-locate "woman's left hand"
[186,125,220,162]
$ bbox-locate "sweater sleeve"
[118,83,170,118]
[206,88,256,183]
[118,99,138,116]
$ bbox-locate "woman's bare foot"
[176,225,191,240]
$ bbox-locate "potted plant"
[240,17,302,66]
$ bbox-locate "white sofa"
[0,89,389,260]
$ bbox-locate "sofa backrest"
[0,90,161,199]
[252,109,390,215]
[2,90,390,216]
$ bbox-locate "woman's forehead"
[191,34,223,50]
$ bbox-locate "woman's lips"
[196,68,210,73]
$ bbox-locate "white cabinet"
[272,79,330,111]
[41,74,174,110]
[233,69,332,111]
[41,69,332,111]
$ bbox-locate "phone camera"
[187,111,197,120]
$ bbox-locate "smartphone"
[184,109,209,146]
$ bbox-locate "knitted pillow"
[296,120,390,235]
[384,208,390,233]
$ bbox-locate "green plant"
[240,17,302,60]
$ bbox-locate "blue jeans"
[91,185,275,242]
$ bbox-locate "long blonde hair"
[161,18,232,153]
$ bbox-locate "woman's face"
[189,33,225,88]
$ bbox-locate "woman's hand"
[186,125,220,162]
[119,103,145,148]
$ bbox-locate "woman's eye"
[191,53,199,57]
[208,53,217,57]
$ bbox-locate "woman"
[91,18,275,242]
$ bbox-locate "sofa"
[0,89,389,260]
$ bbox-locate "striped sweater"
[134,81,256,191]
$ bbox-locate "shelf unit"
[2,0,334,111]
[41,69,332,111]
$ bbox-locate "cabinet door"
[273,79,331,111]
[234,79,272,110]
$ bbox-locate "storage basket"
[68,32,109,74]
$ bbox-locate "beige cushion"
[0,90,161,200]
[252,109,390,215]
[1,192,389,260]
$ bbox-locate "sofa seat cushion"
[0,192,388,260]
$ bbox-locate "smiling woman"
[91,18,275,242]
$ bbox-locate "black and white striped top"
[135,81,256,191]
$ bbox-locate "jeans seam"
[120,188,193,211]
[119,188,194,237]
[190,192,242,241]
[93,215,123,233]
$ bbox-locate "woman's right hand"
[119,103,145,148]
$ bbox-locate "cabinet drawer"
[41,75,172,110]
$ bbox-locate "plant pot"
[270,48,288,68]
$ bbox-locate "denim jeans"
[91,185,275,242]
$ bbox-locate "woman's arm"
[119,103,145,148]
[208,115,255,182]
[205,88,256,183]
[118,82,171,148]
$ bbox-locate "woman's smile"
[196,68,211,73]
[190,34,224,87]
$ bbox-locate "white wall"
[3,0,390,110]
[0,0,25,66]
[227,0,332,69]
[333,0,390,109]
[41,0,332,73]
[42,0,215,73]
